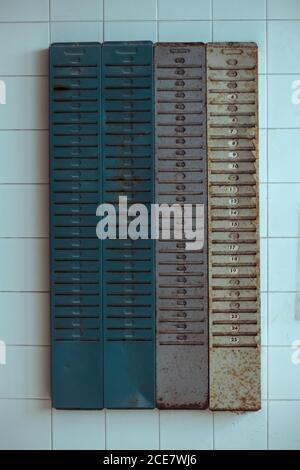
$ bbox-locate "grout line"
[1,397,300,402]
[156,0,159,42]
[0,397,51,400]
[0,73,274,77]
[0,75,48,78]
[1,127,300,130]
[0,21,49,24]
[49,0,51,43]
[0,183,48,185]
[210,0,213,40]
[102,0,105,41]
[266,1,270,449]
[0,19,300,24]
[104,409,107,450]
[1,74,300,78]
[0,129,49,132]
[158,409,161,450]
[51,405,54,450]
[1,236,300,240]
[0,237,49,239]
[0,291,50,293]
[212,411,215,450]
[2,344,296,348]
[5,345,49,347]
[265,182,300,184]
[0,18,299,24]
[104,19,266,23]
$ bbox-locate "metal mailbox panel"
[50,43,102,409]
[155,43,208,409]
[207,43,260,411]
[102,42,155,409]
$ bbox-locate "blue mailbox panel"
[102,42,155,408]
[50,43,103,409]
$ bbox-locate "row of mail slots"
[50,41,260,411]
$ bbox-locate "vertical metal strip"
[102,41,155,408]
[207,43,261,411]
[155,43,208,409]
[50,43,103,409]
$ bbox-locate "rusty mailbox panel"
[102,42,155,408]
[155,43,208,409]
[207,43,261,411]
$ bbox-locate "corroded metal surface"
[207,43,261,411]
[155,43,208,409]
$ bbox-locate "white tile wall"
[160,411,214,450]
[159,0,211,20]
[269,401,300,450]
[268,130,300,183]
[268,21,300,73]
[213,20,267,72]
[104,21,157,42]
[0,0,49,22]
[213,0,266,20]
[0,78,48,129]
[268,75,300,128]
[0,293,49,345]
[213,403,268,450]
[0,23,49,76]
[0,0,299,451]
[159,21,212,42]
[269,346,300,400]
[0,131,48,184]
[50,0,103,22]
[0,346,50,399]
[52,410,106,450]
[268,239,300,292]
[269,292,300,345]
[106,411,159,450]
[105,0,156,21]
[0,399,51,450]
[51,22,103,43]
[260,184,267,237]
[0,185,48,237]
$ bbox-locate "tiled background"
[0,0,299,450]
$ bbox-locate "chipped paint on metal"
[207,42,261,411]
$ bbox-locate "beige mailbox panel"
[207,43,260,411]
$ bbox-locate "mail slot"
[50,42,102,410]
[207,43,260,411]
